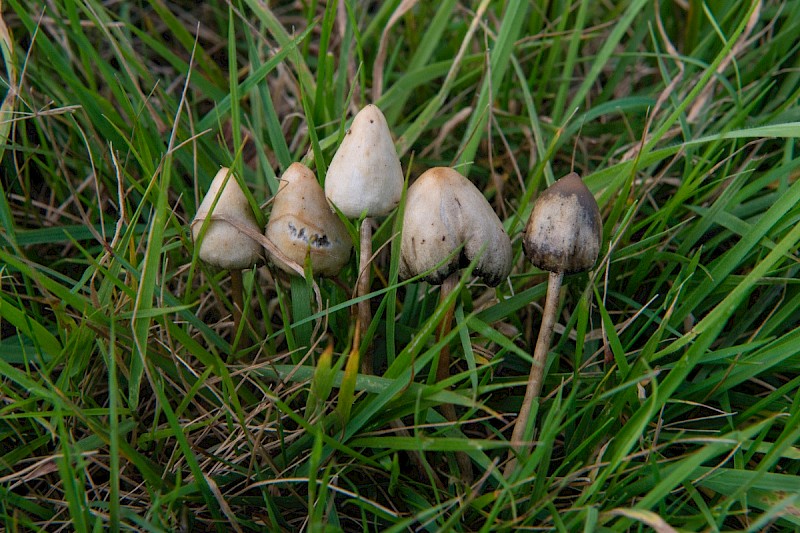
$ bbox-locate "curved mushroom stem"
[505,270,563,477]
[229,268,245,358]
[436,273,474,483]
[357,218,373,374]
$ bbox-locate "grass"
[1,0,800,530]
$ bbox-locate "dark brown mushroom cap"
[399,167,512,286]
[523,172,602,274]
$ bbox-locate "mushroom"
[506,172,602,475]
[399,167,512,287]
[325,104,403,219]
[191,167,262,345]
[325,104,404,373]
[266,163,351,278]
[400,166,513,482]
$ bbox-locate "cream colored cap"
[325,104,403,218]
[266,163,352,277]
[191,167,262,270]
[399,167,512,286]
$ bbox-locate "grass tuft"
[2,0,800,530]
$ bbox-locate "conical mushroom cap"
[399,167,512,286]
[523,172,602,274]
[191,167,262,270]
[325,104,403,218]
[266,163,352,277]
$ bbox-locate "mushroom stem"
[505,270,563,476]
[435,273,459,385]
[357,218,373,374]
[435,273,474,483]
[229,268,245,356]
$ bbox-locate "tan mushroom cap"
[325,104,403,218]
[266,163,352,277]
[523,172,602,274]
[399,167,513,286]
[191,167,262,270]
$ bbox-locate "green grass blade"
[455,1,528,174]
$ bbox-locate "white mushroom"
[399,166,512,483]
[399,166,512,286]
[266,163,351,277]
[324,104,404,374]
[325,104,403,218]
[191,167,262,270]
[191,167,262,351]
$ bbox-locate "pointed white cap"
[325,104,403,218]
[266,163,352,277]
[191,167,262,270]
[399,167,512,286]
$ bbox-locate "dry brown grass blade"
[204,473,244,533]
[686,0,762,123]
[0,451,99,490]
[620,1,683,163]
[372,0,419,102]
[0,0,16,162]
[605,509,679,533]
[202,212,323,314]
[421,106,473,159]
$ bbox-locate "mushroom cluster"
[190,105,604,483]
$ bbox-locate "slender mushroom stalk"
[400,167,513,482]
[506,172,602,476]
[357,219,373,365]
[435,274,460,391]
[191,167,262,352]
[325,104,403,374]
